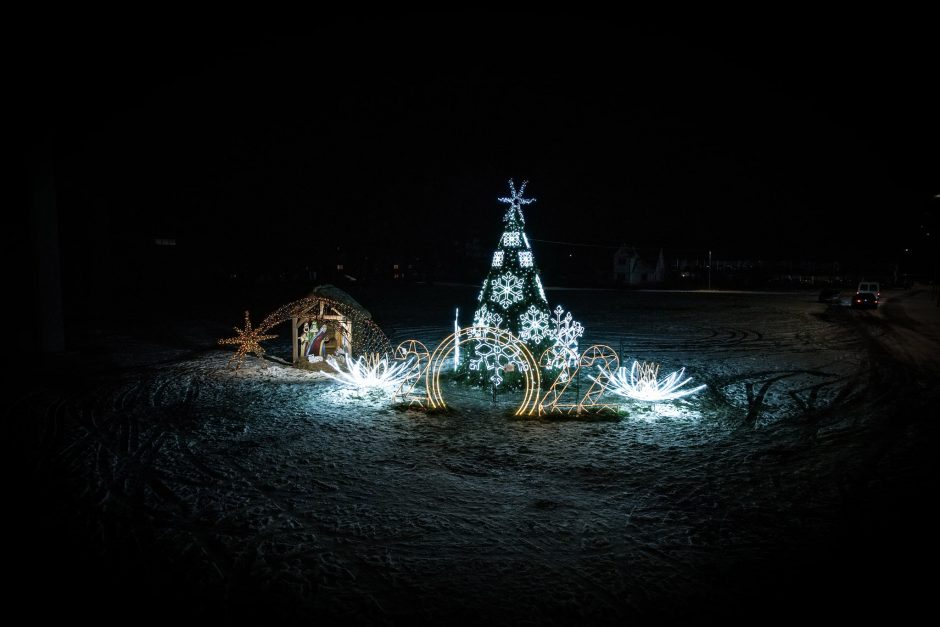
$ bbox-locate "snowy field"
[15,286,940,624]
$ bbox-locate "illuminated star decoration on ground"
[595,360,706,402]
[218,311,278,370]
[498,179,536,224]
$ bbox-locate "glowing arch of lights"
[425,326,541,416]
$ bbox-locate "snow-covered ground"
[17,287,940,624]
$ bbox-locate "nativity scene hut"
[290,285,390,370]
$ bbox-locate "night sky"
[25,15,938,276]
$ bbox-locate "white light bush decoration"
[325,353,414,393]
[594,360,706,402]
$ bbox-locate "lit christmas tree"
[465,180,560,387]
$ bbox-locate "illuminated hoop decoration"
[538,345,620,415]
[392,340,431,406]
[426,326,541,416]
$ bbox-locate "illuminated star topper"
[498,179,536,223]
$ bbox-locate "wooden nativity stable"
[290,285,373,370]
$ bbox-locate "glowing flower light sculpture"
[595,361,706,402]
[325,353,415,393]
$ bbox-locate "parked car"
[851,292,879,309]
[818,288,841,303]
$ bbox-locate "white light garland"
[535,275,547,301]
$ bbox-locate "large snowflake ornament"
[549,305,584,368]
[519,305,550,342]
[472,304,503,330]
[467,332,527,387]
[490,272,524,309]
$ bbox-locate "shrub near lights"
[595,361,706,402]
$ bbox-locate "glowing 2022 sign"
[320,326,706,416]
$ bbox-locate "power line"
[528,238,618,249]
[529,238,708,255]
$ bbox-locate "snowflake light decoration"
[467,332,527,387]
[519,305,549,342]
[518,251,533,267]
[325,353,414,393]
[502,232,521,247]
[549,305,584,368]
[490,272,524,309]
[473,304,503,330]
[593,360,706,402]
[492,251,504,267]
